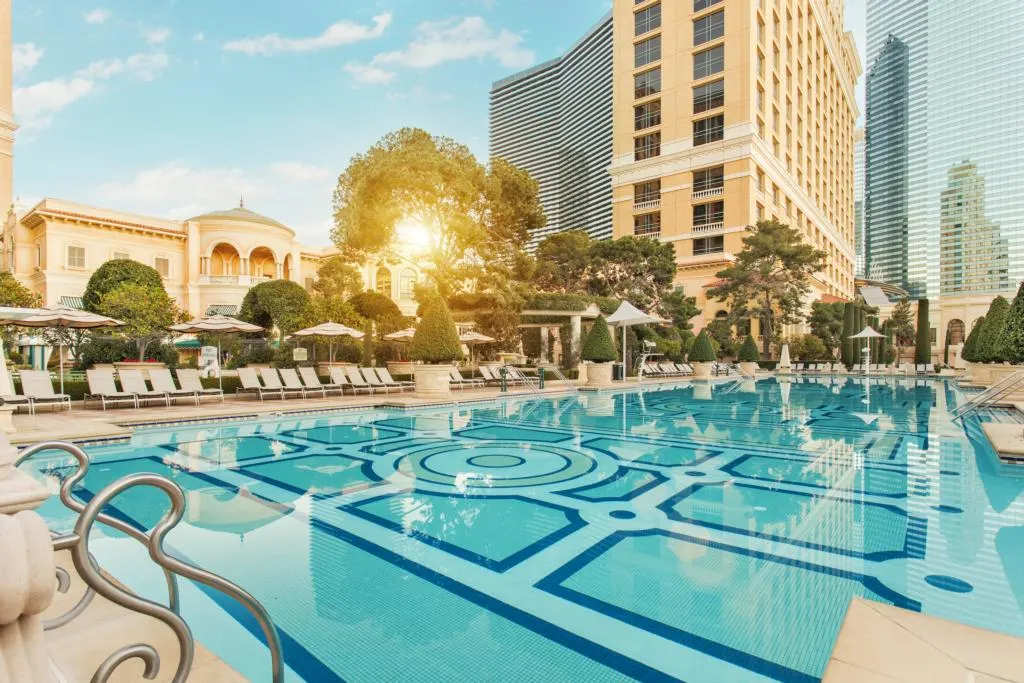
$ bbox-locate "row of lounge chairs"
[791,363,938,376]
[236,366,416,400]
[85,368,224,410]
[642,362,695,377]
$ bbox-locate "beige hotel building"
[611,0,861,330]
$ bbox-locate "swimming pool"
[23,377,1024,682]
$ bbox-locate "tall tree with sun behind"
[331,127,544,349]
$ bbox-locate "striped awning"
[206,304,238,316]
[58,296,85,310]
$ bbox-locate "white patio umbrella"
[383,328,416,341]
[849,326,885,368]
[0,307,125,395]
[606,301,669,378]
[459,331,496,364]
[779,343,792,370]
[290,322,364,363]
[168,315,264,390]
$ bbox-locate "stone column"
[0,432,57,683]
[540,327,549,363]
[570,316,582,364]
[184,222,202,317]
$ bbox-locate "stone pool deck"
[824,598,1024,683]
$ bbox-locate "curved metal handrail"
[17,442,285,682]
[16,440,181,614]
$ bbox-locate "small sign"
[293,347,308,362]
[199,346,220,378]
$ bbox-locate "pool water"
[23,377,1024,682]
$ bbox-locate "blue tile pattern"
[18,378,1024,683]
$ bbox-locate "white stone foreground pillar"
[0,432,56,683]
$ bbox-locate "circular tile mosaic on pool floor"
[394,441,601,490]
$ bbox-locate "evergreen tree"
[977,296,1010,363]
[580,317,617,363]
[689,329,716,362]
[962,317,984,363]
[840,303,855,367]
[996,282,1024,364]
[737,335,760,362]
[410,297,463,364]
[914,299,931,364]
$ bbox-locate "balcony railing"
[692,187,724,200]
[633,199,662,211]
[199,274,276,286]
[692,221,724,234]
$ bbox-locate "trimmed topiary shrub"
[840,303,855,367]
[997,282,1024,364]
[410,297,463,364]
[961,316,984,363]
[977,296,1010,363]
[689,329,716,362]
[737,334,760,362]
[83,259,164,312]
[580,317,617,363]
[914,299,931,364]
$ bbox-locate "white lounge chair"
[149,368,199,405]
[299,367,343,397]
[119,369,171,407]
[259,368,304,399]
[376,367,414,392]
[0,374,31,412]
[281,368,322,398]
[360,367,400,393]
[345,366,384,394]
[175,369,224,403]
[85,369,137,411]
[21,370,72,413]
[237,367,282,401]
[477,366,504,386]
[329,366,370,395]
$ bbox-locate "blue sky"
[12,0,867,246]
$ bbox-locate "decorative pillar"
[0,432,57,683]
[570,316,582,363]
[275,262,283,279]
[540,328,549,363]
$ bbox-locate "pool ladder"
[950,370,1024,422]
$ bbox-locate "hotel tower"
[610,0,861,328]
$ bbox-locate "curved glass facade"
[865,0,1024,298]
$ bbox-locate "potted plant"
[688,329,716,379]
[737,334,760,378]
[580,317,617,387]
[409,297,463,397]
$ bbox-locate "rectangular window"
[693,201,724,226]
[112,251,130,261]
[634,213,661,236]
[634,68,661,98]
[634,180,661,204]
[693,79,724,114]
[693,45,724,80]
[693,235,724,255]
[693,0,722,10]
[154,257,170,278]
[693,10,724,46]
[66,245,85,269]
[635,3,661,36]
[634,132,661,160]
[634,100,661,130]
[635,35,661,68]
[693,166,724,192]
[692,114,724,146]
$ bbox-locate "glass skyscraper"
[865,0,1024,298]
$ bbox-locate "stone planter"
[414,364,453,398]
[317,361,355,376]
[691,362,713,380]
[739,362,759,378]
[586,361,614,387]
[387,361,415,379]
[984,363,1024,387]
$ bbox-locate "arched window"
[736,318,751,336]
[400,269,416,300]
[715,310,728,320]
[947,319,966,345]
[375,268,392,296]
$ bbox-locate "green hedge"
[689,329,716,362]
[997,282,1024,363]
[410,298,463,364]
[737,335,760,362]
[580,317,617,363]
[914,299,931,364]
[978,296,1010,362]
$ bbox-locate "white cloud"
[77,52,170,81]
[84,8,111,24]
[223,13,392,56]
[343,62,396,85]
[13,43,44,76]
[193,32,205,42]
[144,27,171,45]
[372,16,533,70]
[15,52,169,130]
[95,161,335,243]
